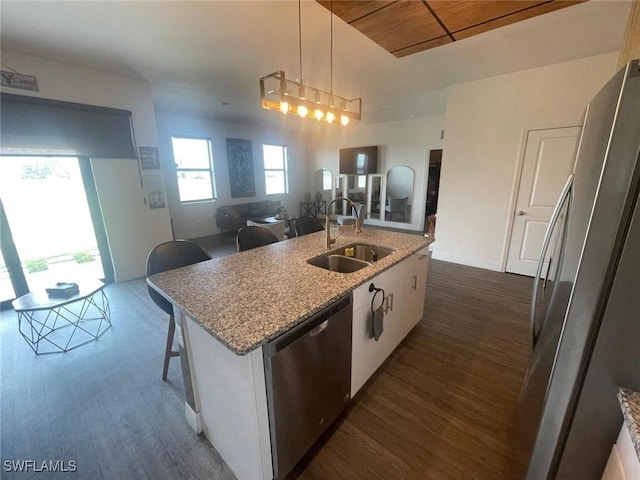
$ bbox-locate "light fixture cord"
[330,0,333,95]
[298,0,303,87]
[0,63,20,73]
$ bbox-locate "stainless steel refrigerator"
[516,59,640,479]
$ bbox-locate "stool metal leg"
[162,314,180,381]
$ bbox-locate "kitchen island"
[148,227,432,479]
[601,388,640,479]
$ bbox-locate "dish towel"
[369,284,385,341]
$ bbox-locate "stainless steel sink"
[307,254,371,273]
[339,244,394,262]
[307,243,394,273]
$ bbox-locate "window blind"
[0,93,137,158]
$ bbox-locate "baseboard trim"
[430,251,502,272]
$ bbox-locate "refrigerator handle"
[529,174,573,356]
[543,254,553,291]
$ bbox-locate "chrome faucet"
[325,196,363,249]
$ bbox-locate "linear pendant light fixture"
[259,0,361,125]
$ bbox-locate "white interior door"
[506,126,581,276]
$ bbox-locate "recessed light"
[220,101,231,106]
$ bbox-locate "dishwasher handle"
[309,320,329,337]
[265,294,352,356]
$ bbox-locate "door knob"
[517,211,526,216]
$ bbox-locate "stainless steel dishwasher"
[263,294,352,479]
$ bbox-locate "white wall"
[3,49,620,277]
[0,50,173,282]
[308,116,445,231]
[434,53,619,271]
[154,111,310,239]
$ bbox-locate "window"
[171,136,216,203]
[263,144,288,195]
[323,170,332,190]
[357,175,367,189]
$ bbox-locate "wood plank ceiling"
[316,0,585,57]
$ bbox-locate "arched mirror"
[313,168,332,201]
[385,166,414,223]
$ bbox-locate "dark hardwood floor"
[297,260,532,480]
[1,234,532,479]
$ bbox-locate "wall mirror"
[334,174,347,214]
[313,168,332,204]
[343,174,367,216]
[385,166,414,223]
[367,174,383,221]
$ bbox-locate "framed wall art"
[139,146,160,170]
[226,138,255,198]
[144,173,166,209]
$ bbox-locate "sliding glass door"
[0,156,110,304]
[0,253,11,303]
[1,196,29,303]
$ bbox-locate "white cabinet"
[183,315,272,480]
[351,249,430,396]
[602,446,625,480]
[351,260,402,396]
[396,248,430,342]
[601,422,640,480]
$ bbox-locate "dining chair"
[294,215,324,236]
[146,240,211,380]
[385,196,408,221]
[236,226,279,252]
[337,202,365,226]
[246,219,286,241]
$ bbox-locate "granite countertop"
[148,227,433,355]
[618,387,640,460]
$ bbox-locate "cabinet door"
[375,250,429,352]
[401,248,430,335]
[350,250,430,396]
[351,262,403,396]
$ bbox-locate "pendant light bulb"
[280,101,289,114]
[326,111,335,124]
[340,115,349,126]
[298,105,308,117]
[314,109,324,120]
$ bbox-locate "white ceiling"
[0,1,632,128]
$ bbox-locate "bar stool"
[146,240,211,380]
[294,216,324,236]
[337,203,366,227]
[236,226,279,252]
